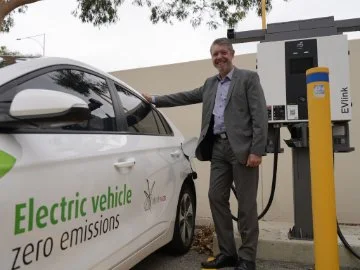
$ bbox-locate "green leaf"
[0,151,16,178]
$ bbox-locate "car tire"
[166,181,196,255]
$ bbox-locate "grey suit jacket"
[155,67,268,164]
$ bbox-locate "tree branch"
[0,0,40,18]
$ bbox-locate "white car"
[0,57,198,270]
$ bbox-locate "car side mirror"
[7,89,90,128]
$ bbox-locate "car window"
[152,108,173,135]
[0,69,116,131]
[115,84,169,135]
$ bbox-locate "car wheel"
[166,182,196,255]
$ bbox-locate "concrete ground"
[132,221,360,269]
[213,221,360,269]
[132,249,357,269]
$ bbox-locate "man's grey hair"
[210,38,235,54]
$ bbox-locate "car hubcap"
[179,193,194,246]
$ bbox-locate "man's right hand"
[142,93,152,103]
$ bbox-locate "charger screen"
[290,57,314,74]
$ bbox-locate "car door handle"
[170,150,181,158]
[114,158,136,169]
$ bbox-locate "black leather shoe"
[201,253,237,269]
[234,258,256,270]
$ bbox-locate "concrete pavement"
[132,249,357,269]
[132,220,360,269]
[213,221,360,269]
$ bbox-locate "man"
[143,38,268,270]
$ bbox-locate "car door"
[110,83,186,254]
[0,67,137,270]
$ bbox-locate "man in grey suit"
[143,38,268,270]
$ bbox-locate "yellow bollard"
[306,67,339,270]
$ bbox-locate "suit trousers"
[208,137,259,261]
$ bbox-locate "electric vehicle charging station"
[227,16,359,246]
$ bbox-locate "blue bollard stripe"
[306,72,329,84]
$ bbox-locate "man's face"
[211,44,234,75]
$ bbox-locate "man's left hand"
[246,154,262,167]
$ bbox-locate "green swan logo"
[0,150,16,178]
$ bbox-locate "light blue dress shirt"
[213,68,234,135]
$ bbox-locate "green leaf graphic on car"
[0,150,16,178]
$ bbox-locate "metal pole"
[262,0,266,29]
[289,146,314,240]
[16,33,45,56]
[43,33,45,56]
[306,67,339,269]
